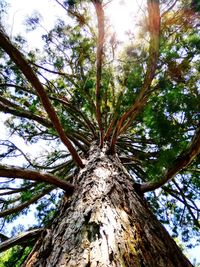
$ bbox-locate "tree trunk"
[24,144,193,267]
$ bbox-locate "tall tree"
[0,0,199,266]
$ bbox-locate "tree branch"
[0,228,43,253]
[0,97,52,128]
[50,96,97,138]
[173,180,200,227]
[0,187,53,218]
[0,184,35,196]
[0,98,89,153]
[0,165,74,194]
[163,186,200,213]
[0,29,84,168]
[161,0,178,17]
[140,126,200,193]
[29,61,79,78]
[0,83,31,92]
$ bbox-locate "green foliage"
[0,246,32,267]
[191,0,200,12]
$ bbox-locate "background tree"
[0,0,199,266]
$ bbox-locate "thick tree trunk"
[24,144,193,267]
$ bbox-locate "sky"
[4,0,145,41]
[0,0,199,264]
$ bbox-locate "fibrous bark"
[24,144,193,267]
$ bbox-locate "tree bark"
[24,144,193,267]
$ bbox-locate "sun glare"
[6,0,144,44]
[105,0,144,41]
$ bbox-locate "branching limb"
[29,61,79,78]
[0,29,84,168]
[0,186,53,218]
[0,164,74,194]
[0,98,89,153]
[0,97,52,128]
[140,126,200,193]
[0,140,77,175]
[161,0,178,17]
[50,96,97,138]
[0,83,32,92]
[0,81,91,156]
[0,184,36,196]
[0,228,43,253]
[67,133,88,153]
[0,140,49,170]
[163,186,200,213]
[173,180,200,227]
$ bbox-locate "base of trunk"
[24,144,193,267]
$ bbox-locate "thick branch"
[0,29,84,168]
[0,165,74,194]
[0,229,43,253]
[93,0,105,147]
[140,126,200,193]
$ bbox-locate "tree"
[0,0,199,266]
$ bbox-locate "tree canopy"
[0,0,199,265]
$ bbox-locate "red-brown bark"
[24,144,193,267]
[0,165,74,194]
